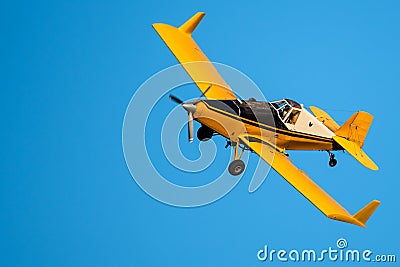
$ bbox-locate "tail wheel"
[197,126,213,141]
[328,152,337,167]
[228,160,245,176]
[329,158,337,167]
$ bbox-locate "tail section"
[333,111,378,170]
[309,106,340,132]
[333,136,378,170]
[335,111,373,148]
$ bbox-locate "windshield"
[285,99,301,108]
[270,99,302,124]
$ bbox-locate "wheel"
[197,126,213,141]
[329,158,337,167]
[228,160,245,176]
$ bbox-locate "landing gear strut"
[228,142,246,176]
[328,151,337,167]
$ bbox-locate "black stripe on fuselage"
[202,100,332,143]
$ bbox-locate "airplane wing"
[153,12,237,100]
[238,134,380,227]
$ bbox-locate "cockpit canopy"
[269,99,302,125]
[270,99,301,109]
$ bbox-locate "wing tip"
[353,199,380,225]
[328,200,380,228]
[179,12,206,35]
[328,214,366,228]
[152,11,206,34]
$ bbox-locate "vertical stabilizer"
[335,111,373,148]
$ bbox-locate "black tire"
[228,160,245,176]
[329,158,337,167]
[197,126,213,141]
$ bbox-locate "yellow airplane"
[153,12,380,227]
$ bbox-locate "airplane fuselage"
[192,99,341,151]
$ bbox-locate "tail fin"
[335,111,373,148]
[333,111,378,170]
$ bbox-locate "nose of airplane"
[182,103,197,114]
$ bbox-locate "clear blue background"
[1,0,399,266]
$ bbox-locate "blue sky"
[1,0,399,266]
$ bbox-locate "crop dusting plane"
[152,12,380,227]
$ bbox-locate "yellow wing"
[238,134,380,227]
[153,12,237,100]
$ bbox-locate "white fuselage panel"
[292,108,335,138]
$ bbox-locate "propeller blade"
[188,112,194,143]
[169,94,184,104]
[168,94,196,143]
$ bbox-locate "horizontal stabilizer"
[333,136,378,170]
[309,106,340,132]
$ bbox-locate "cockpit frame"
[269,99,302,126]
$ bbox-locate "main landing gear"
[228,141,246,176]
[328,151,337,167]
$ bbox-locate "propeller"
[169,94,183,105]
[187,110,194,142]
[169,94,197,143]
